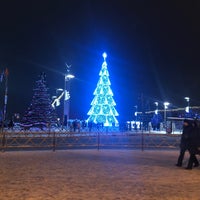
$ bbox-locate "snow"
[0,149,199,200]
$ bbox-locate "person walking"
[176,119,194,167]
[185,119,200,170]
[185,152,199,169]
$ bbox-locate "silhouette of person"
[176,119,193,167]
[185,119,199,169]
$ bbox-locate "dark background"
[0,0,200,122]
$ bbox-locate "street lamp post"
[134,105,138,130]
[154,102,158,114]
[184,97,190,113]
[134,105,138,121]
[62,64,74,130]
[163,102,170,127]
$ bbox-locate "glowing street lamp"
[184,97,190,113]
[164,102,170,109]
[65,74,75,80]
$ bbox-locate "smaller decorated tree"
[20,73,57,129]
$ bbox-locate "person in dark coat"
[185,119,200,169]
[186,152,199,169]
[176,119,199,168]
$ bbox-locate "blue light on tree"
[87,52,119,126]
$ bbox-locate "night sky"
[0,1,200,121]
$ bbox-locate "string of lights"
[136,106,200,115]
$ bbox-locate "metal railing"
[0,127,181,152]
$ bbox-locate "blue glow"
[87,53,119,126]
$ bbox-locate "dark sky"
[0,0,200,121]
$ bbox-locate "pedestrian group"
[176,119,200,170]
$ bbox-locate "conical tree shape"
[21,73,57,129]
[87,53,119,126]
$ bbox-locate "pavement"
[0,149,199,200]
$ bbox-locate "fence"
[0,127,181,152]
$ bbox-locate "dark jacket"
[187,121,200,154]
[180,123,193,149]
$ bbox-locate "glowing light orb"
[102,52,107,60]
[66,74,75,79]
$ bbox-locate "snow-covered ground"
[0,149,199,200]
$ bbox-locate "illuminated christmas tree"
[20,73,57,129]
[87,52,119,126]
